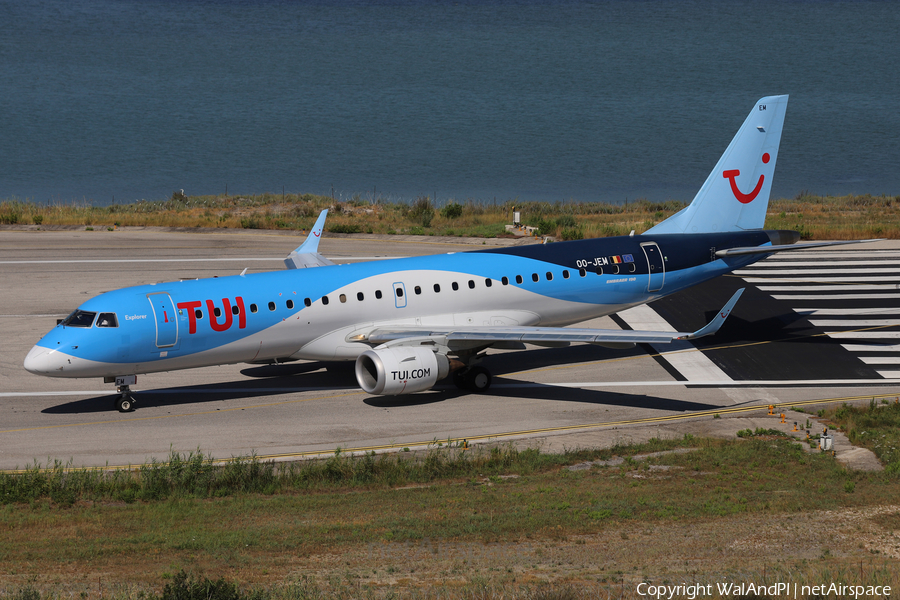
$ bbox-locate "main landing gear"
[105,375,138,412]
[452,365,492,393]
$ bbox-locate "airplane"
[23,95,875,411]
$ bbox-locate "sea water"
[1,0,898,205]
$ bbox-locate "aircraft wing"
[284,209,336,269]
[362,289,744,350]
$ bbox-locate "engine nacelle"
[355,347,450,395]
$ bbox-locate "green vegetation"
[2,431,900,596]
[2,191,898,239]
[821,398,900,472]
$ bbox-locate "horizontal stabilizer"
[284,209,336,269]
[716,239,884,258]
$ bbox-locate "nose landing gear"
[115,386,136,412]
[106,375,138,412]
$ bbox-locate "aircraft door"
[393,282,407,308]
[640,242,665,293]
[147,293,178,348]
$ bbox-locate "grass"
[2,190,898,239]
[1,429,900,596]
[819,398,900,473]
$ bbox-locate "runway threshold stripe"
[764,251,900,259]
[809,319,900,326]
[615,304,731,382]
[759,285,900,292]
[747,276,900,284]
[738,261,900,269]
[827,332,900,339]
[842,344,900,352]
[795,308,900,316]
[737,268,900,275]
[860,357,900,364]
[773,294,900,300]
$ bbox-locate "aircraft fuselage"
[25,230,772,379]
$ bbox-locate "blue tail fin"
[646,95,789,235]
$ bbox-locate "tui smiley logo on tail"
[723,153,770,204]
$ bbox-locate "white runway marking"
[809,319,900,327]
[826,332,900,339]
[759,285,900,292]
[860,357,900,364]
[747,276,900,283]
[742,251,900,381]
[764,251,900,260]
[795,308,900,316]
[842,344,900,352]
[773,294,900,301]
[616,304,732,383]
[737,262,900,270]
[876,371,900,379]
[737,267,900,275]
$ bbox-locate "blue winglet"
[284,209,335,269]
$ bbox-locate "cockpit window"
[97,313,119,328]
[61,310,97,328]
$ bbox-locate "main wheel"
[116,395,134,412]
[464,366,492,393]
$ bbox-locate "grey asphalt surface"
[1,227,897,470]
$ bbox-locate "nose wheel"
[115,385,136,412]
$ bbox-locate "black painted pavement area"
[648,276,882,381]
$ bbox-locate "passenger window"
[501,277,509,285]
[515,275,523,284]
[339,294,347,303]
[357,292,364,301]
[485,279,492,287]
[468,280,475,289]
[214,307,222,318]
[579,268,587,277]
[286,300,294,309]
[97,313,118,328]
[232,304,240,315]
[195,309,204,319]
[268,302,276,311]
[433,284,441,293]
[322,296,329,305]
[562,270,570,279]
[452,282,459,291]
[414,286,422,295]
[532,273,539,282]
[375,290,383,299]
[304,298,312,307]
[546,272,553,281]
[250,304,258,313]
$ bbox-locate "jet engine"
[354,347,451,395]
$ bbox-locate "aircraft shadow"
[41,363,358,414]
[41,346,719,415]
